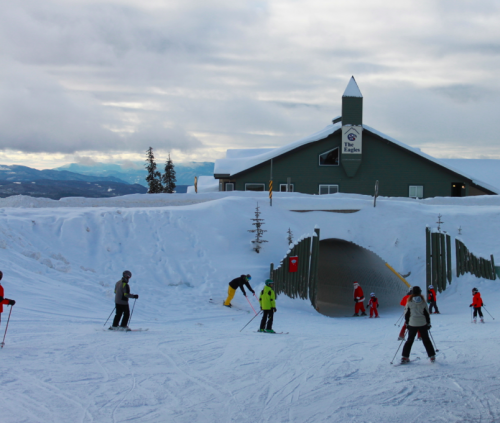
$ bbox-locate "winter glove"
[469,304,473,307]
[132,294,139,299]
[272,307,277,312]
[0,296,3,301]
[353,299,357,303]
[427,324,432,329]
[8,300,15,306]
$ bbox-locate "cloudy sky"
[1,0,500,169]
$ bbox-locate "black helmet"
[472,287,478,293]
[412,286,422,296]
[123,270,132,279]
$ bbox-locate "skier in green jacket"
[259,279,276,333]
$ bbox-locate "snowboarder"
[259,279,276,333]
[470,287,484,323]
[353,282,366,316]
[367,292,379,318]
[401,286,436,364]
[110,270,139,331]
[224,274,255,308]
[0,271,16,325]
[427,285,440,314]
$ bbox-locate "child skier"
[111,270,139,331]
[470,287,484,323]
[368,293,379,318]
[259,279,276,333]
[401,286,436,364]
[427,285,440,314]
[353,282,367,316]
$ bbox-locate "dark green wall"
[231,129,487,198]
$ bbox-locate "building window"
[319,148,339,166]
[319,185,339,195]
[245,183,265,192]
[280,184,294,192]
[409,185,423,199]
[225,182,234,191]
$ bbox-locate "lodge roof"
[213,123,499,195]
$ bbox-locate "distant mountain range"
[55,162,215,187]
[0,162,215,199]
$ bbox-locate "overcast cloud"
[1,0,500,168]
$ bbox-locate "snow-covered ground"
[0,192,500,422]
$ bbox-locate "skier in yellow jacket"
[259,279,276,333]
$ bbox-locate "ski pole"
[245,296,258,315]
[390,338,405,364]
[103,306,116,327]
[482,306,495,320]
[240,310,262,332]
[1,305,13,348]
[394,312,404,326]
[128,298,137,327]
[429,330,439,352]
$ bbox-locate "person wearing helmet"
[0,271,16,324]
[401,286,436,364]
[427,285,440,314]
[470,288,484,323]
[367,293,379,318]
[353,282,367,316]
[110,270,139,331]
[259,279,276,333]
[224,274,254,308]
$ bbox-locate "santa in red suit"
[353,282,366,316]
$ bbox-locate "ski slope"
[0,192,499,423]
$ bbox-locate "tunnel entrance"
[316,239,408,317]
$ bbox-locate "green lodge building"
[214,77,498,198]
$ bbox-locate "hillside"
[0,192,499,422]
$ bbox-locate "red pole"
[1,306,13,348]
[245,296,258,315]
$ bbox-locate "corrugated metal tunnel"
[316,239,408,317]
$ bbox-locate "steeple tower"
[341,76,363,177]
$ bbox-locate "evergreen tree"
[248,203,268,253]
[162,153,177,193]
[145,147,163,193]
[287,228,294,246]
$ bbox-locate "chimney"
[341,76,363,177]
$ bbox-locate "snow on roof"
[214,122,499,194]
[226,148,275,159]
[343,76,362,97]
[214,122,341,176]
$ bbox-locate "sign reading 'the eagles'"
[342,126,362,154]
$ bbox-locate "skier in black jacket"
[110,270,139,331]
[224,274,254,307]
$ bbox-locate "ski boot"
[265,329,276,333]
[258,329,266,332]
[223,303,232,308]
[353,313,359,317]
[473,319,477,324]
[401,357,410,364]
[108,326,118,331]
[430,355,436,363]
[397,336,405,341]
[480,318,484,323]
[360,312,367,316]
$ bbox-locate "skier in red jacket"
[367,293,379,318]
[353,282,367,316]
[470,287,484,323]
[0,271,16,325]
[427,285,440,314]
